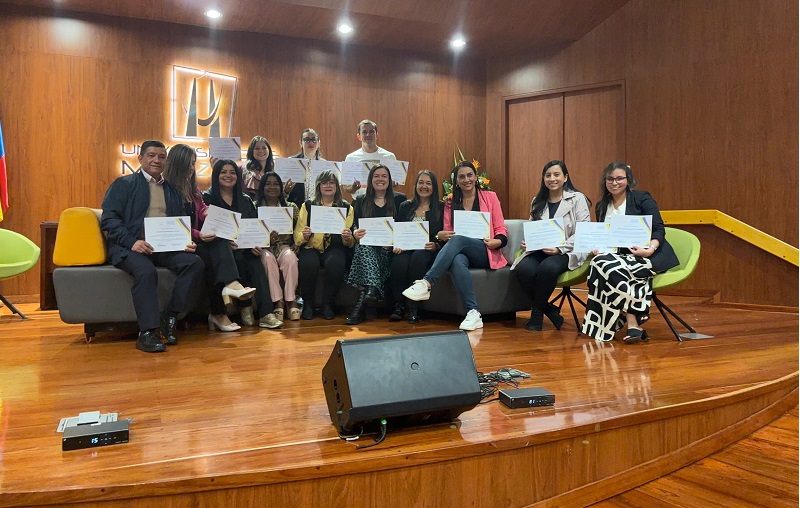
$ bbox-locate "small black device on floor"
[62,420,129,451]
[499,387,555,409]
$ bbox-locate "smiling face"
[253,141,270,163]
[371,167,390,194]
[416,173,433,199]
[139,146,167,178]
[319,178,337,198]
[455,165,476,193]
[357,122,378,150]
[543,165,567,193]
[605,168,628,198]
[218,163,238,191]
[263,174,282,201]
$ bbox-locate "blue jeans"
[424,235,489,311]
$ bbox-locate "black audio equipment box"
[499,387,555,408]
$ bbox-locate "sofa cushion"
[53,207,106,266]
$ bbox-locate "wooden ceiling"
[2,0,630,58]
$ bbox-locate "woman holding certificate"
[403,161,508,331]
[163,145,258,333]
[581,162,678,344]
[203,159,283,329]
[388,170,444,323]
[345,164,406,325]
[255,172,301,321]
[286,128,325,208]
[241,136,275,200]
[510,161,591,331]
[294,170,356,320]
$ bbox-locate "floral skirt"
[581,253,655,342]
[346,245,393,297]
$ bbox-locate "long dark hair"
[292,128,322,160]
[410,170,442,222]
[256,171,288,207]
[209,159,244,210]
[449,160,480,220]
[245,135,275,173]
[530,160,588,220]
[595,161,637,221]
[163,144,201,203]
[362,164,395,218]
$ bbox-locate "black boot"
[545,304,564,330]
[389,303,405,322]
[301,299,314,320]
[346,290,367,325]
[136,330,166,353]
[160,315,178,345]
[525,308,543,331]
[322,302,336,320]
[407,303,421,324]
[363,286,381,305]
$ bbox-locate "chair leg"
[652,294,697,343]
[550,287,586,329]
[0,293,27,319]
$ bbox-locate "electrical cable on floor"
[356,419,387,449]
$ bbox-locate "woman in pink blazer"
[403,161,508,331]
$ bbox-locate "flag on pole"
[0,119,7,222]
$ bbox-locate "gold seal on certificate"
[523,218,566,251]
[200,205,242,240]
[310,205,347,234]
[359,217,394,247]
[394,221,429,250]
[144,216,192,252]
[453,210,491,239]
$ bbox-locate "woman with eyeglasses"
[286,128,325,208]
[510,160,591,331]
[580,162,678,344]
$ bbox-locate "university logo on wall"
[172,65,238,140]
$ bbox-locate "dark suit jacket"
[397,200,445,244]
[352,192,407,222]
[598,189,679,273]
[101,170,186,265]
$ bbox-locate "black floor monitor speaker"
[322,330,481,435]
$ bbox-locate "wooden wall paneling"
[506,94,564,219]
[486,0,798,305]
[563,84,624,210]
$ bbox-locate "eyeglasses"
[605,176,627,183]
[302,137,319,142]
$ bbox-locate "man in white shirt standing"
[343,119,396,198]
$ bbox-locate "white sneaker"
[459,309,483,331]
[402,280,431,301]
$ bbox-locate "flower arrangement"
[441,145,492,201]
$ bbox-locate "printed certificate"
[258,206,294,234]
[309,205,348,234]
[144,216,192,252]
[453,210,491,239]
[274,158,308,183]
[208,137,242,161]
[394,221,430,250]
[339,160,371,186]
[608,215,652,247]
[236,219,271,249]
[200,205,242,240]
[309,160,342,184]
[380,159,409,185]
[573,222,613,253]
[358,217,394,247]
[524,218,566,251]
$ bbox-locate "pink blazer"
[444,190,509,270]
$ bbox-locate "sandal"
[636,311,650,326]
[288,305,301,321]
[623,328,649,344]
[273,301,284,322]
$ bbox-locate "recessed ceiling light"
[450,36,466,50]
[337,23,353,35]
[205,10,223,19]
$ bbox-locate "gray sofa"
[53,216,530,339]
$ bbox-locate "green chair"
[0,228,41,319]
[651,227,702,342]
[549,260,590,329]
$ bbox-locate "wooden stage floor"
[0,298,797,507]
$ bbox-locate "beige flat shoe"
[288,306,301,321]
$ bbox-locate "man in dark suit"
[101,140,204,353]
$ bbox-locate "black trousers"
[513,251,569,311]
[194,239,241,315]
[298,247,347,307]
[233,249,274,316]
[114,250,204,332]
[389,249,437,305]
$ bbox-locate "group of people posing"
[101,119,677,354]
